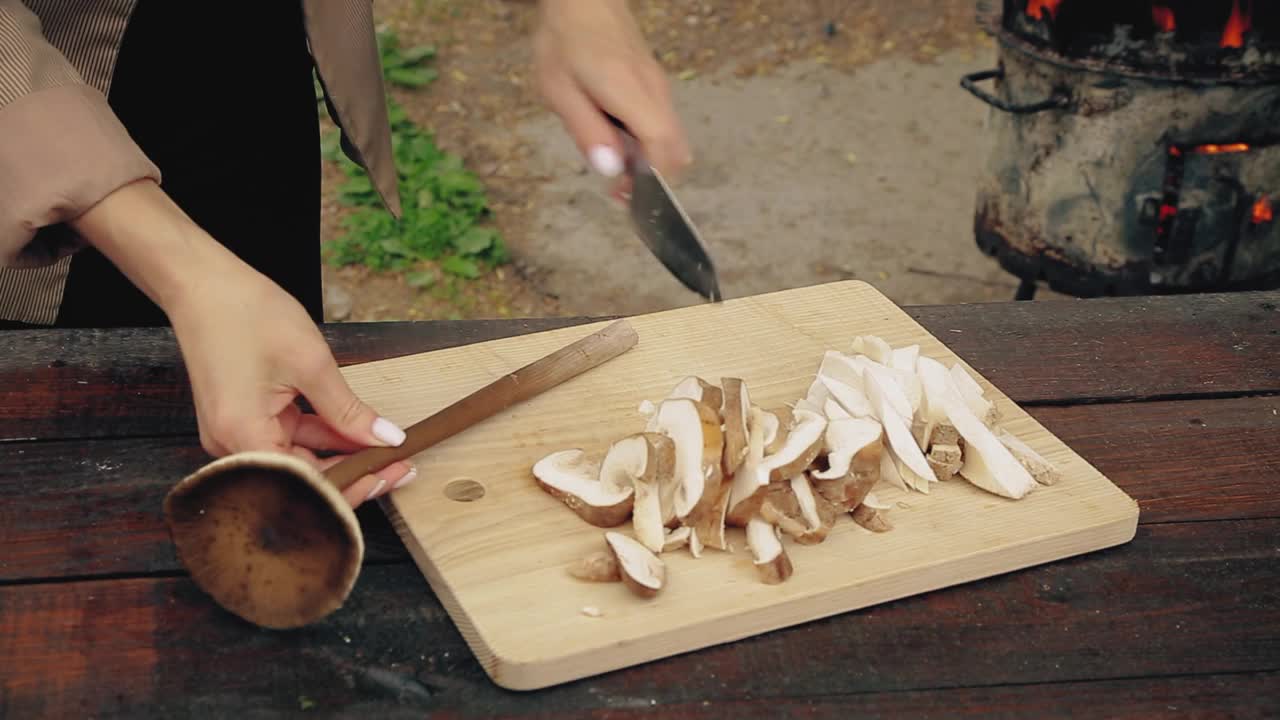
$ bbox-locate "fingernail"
[372,417,406,446]
[393,466,418,490]
[365,477,387,502]
[588,145,624,178]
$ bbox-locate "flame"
[1222,0,1252,48]
[1026,0,1062,20]
[1254,196,1274,224]
[1191,143,1250,155]
[1152,5,1176,32]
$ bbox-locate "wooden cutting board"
[341,280,1140,691]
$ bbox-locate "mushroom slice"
[996,428,1061,485]
[614,433,678,553]
[688,528,704,558]
[688,485,732,551]
[851,504,892,533]
[721,377,751,476]
[763,408,827,482]
[762,406,794,455]
[950,364,999,426]
[727,407,773,527]
[918,357,1036,499]
[646,398,723,522]
[662,526,692,552]
[812,416,883,480]
[851,335,893,365]
[746,517,793,584]
[823,397,852,421]
[532,449,634,527]
[568,550,621,583]
[879,451,907,492]
[605,532,666,598]
[797,377,834,415]
[667,375,724,413]
[819,375,874,418]
[927,442,964,480]
[864,370,937,486]
[813,442,881,512]
[762,475,837,545]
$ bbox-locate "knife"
[606,114,723,302]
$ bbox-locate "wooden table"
[2,291,1278,718]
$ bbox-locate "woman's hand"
[71,180,415,507]
[532,0,691,197]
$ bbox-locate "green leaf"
[441,256,480,278]
[399,45,436,64]
[406,269,437,288]
[453,226,496,255]
[379,237,410,257]
[387,67,437,88]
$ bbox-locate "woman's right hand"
[71,179,415,507]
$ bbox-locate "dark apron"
[52,0,323,327]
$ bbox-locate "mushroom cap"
[163,451,363,630]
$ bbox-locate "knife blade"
[607,115,723,302]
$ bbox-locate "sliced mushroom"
[918,357,1037,499]
[764,474,837,545]
[612,433,678,553]
[605,531,666,598]
[932,423,961,447]
[996,428,1061,485]
[646,398,723,522]
[662,526,692,552]
[746,517,793,584]
[763,406,794,455]
[823,397,852,420]
[763,408,826,482]
[721,377,751,476]
[532,449,634,527]
[812,416,883,480]
[687,484,732,551]
[864,369,938,486]
[927,442,963,480]
[568,550,621,582]
[727,407,772,526]
[851,504,892,533]
[796,377,834,415]
[667,375,724,413]
[950,364,999,426]
[688,528,704,558]
[819,374,874,418]
[813,444,880,512]
[851,335,893,365]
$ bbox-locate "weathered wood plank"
[0,317,606,443]
[1,520,1276,718]
[3,396,1276,582]
[2,291,1276,442]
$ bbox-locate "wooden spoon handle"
[325,319,639,491]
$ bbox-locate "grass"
[318,30,507,284]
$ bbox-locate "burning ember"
[1026,0,1061,21]
[1254,197,1275,224]
[1151,5,1175,32]
[1168,143,1251,158]
[1222,0,1252,48]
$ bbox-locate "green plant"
[320,31,506,280]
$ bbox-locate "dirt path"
[321,0,1031,322]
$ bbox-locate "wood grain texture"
[1,520,1276,718]
[3,290,1276,443]
[330,281,1138,689]
[3,396,1275,584]
[0,317,606,443]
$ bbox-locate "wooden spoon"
[162,319,638,629]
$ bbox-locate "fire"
[1026,0,1062,21]
[1193,143,1250,154]
[1222,0,1252,48]
[1151,5,1175,32]
[1254,196,1274,224]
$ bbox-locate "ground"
[321,0,1042,323]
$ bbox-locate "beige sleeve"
[0,0,160,268]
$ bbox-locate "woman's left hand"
[532,0,691,197]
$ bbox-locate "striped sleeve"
[0,0,160,268]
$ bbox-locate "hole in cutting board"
[444,478,485,502]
